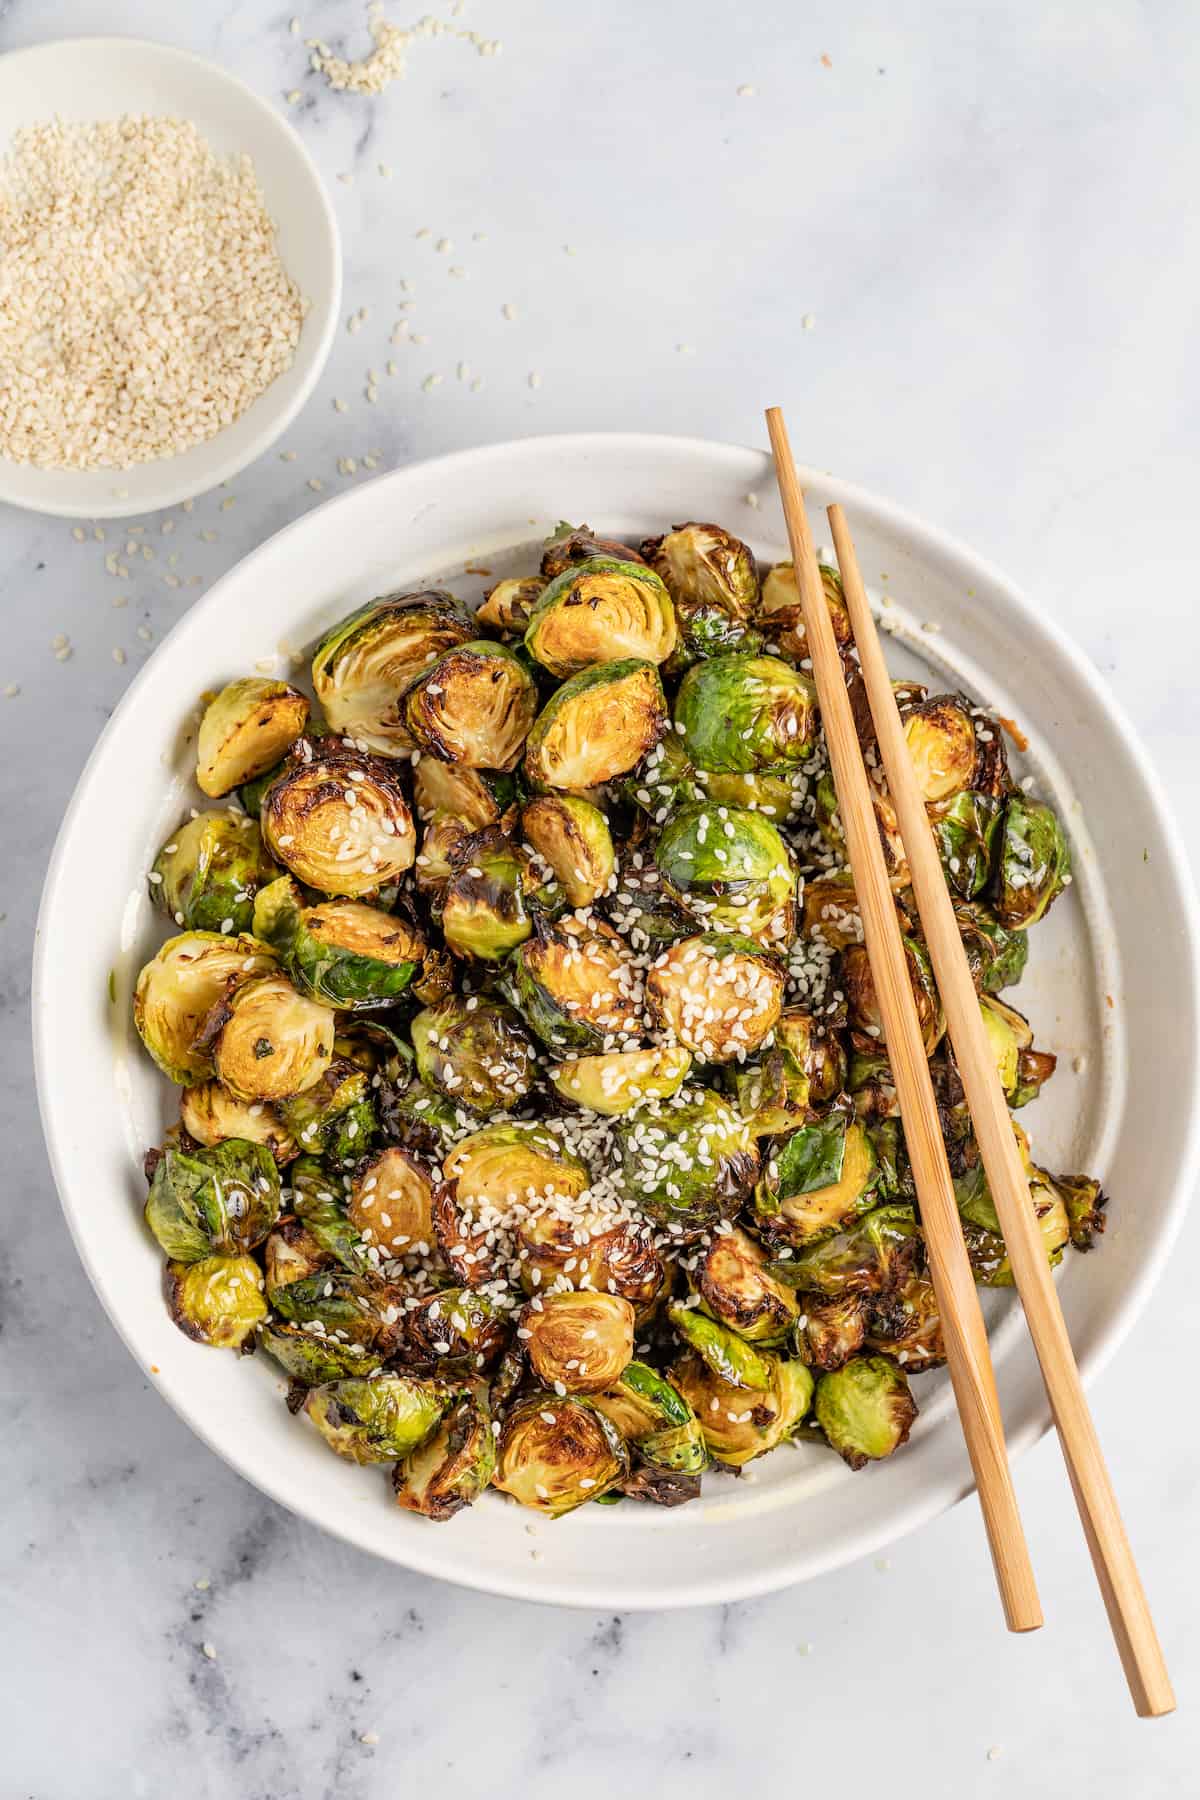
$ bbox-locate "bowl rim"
[32,431,1200,1605]
[0,34,341,521]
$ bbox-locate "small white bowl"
[0,37,340,520]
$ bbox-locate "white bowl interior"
[33,435,1200,1607]
[0,37,340,519]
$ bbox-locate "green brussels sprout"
[674,655,817,775]
[150,812,280,935]
[1054,1171,1108,1251]
[303,1375,454,1464]
[344,1144,436,1258]
[732,1044,810,1137]
[521,795,615,908]
[792,1293,868,1372]
[620,732,700,820]
[615,1086,759,1235]
[145,1138,281,1261]
[440,829,534,962]
[992,796,1072,927]
[814,1354,918,1469]
[393,1391,496,1519]
[525,659,667,791]
[475,575,546,637]
[262,1213,331,1293]
[670,1347,813,1467]
[757,559,851,658]
[444,1121,589,1218]
[865,1272,945,1372]
[180,1081,298,1166]
[198,970,335,1103]
[901,695,978,802]
[411,995,537,1115]
[257,1319,384,1385]
[288,1156,371,1271]
[196,677,310,798]
[311,588,474,754]
[549,1043,692,1114]
[134,931,276,1086]
[277,1058,376,1164]
[253,875,430,1008]
[270,1267,408,1351]
[843,937,945,1057]
[929,790,1004,899]
[261,742,416,898]
[698,767,804,822]
[405,640,538,771]
[493,1393,630,1515]
[541,521,648,581]
[412,758,514,827]
[402,1289,510,1371]
[524,557,677,677]
[592,1361,707,1475]
[642,521,759,620]
[381,1078,462,1155]
[668,1299,775,1389]
[606,853,695,949]
[646,932,784,1064]
[978,994,1034,1096]
[695,1225,800,1345]
[954,901,1029,994]
[521,1290,636,1393]
[163,1253,267,1348]
[657,802,796,943]
[508,917,640,1052]
[767,1203,922,1297]
[955,1159,1070,1286]
[754,1116,879,1247]
[814,769,909,885]
[848,1049,899,1123]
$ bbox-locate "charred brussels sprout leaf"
[261,742,416,898]
[755,1117,879,1248]
[525,557,677,677]
[541,521,648,581]
[675,655,817,775]
[767,1203,921,1297]
[441,830,534,962]
[393,1391,496,1519]
[311,589,474,754]
[151,812,279,935]
[695,1225,799,1344]
[278,1059,375,1165]
[757,560,850,658]
[493,1394,630,1515]
[657,803,796,943]
[643,522,759,620]
[668,1299,775,1389]
[134,931,276,1086]
[288,1156,370,1270]
[929,790,1003,899]
[793,1294,868,1372]
[254,875,430,1008]
[197,678,310,798]
[955,901,1029,994]
[146,1138,281,1261]
[403,1289,509,1371]
[955,1160,1070,1285]
[475,575,546,637]
[522,1291,636,1394]
[180,1081,298,1166]
[521,795,615,908]
[269,1267,408,1350]
[865,1272,945,1372]
[843,937,945,1057]
[550,1043,691,1114]
[992,796,1072,927]
[164,1254,267,1348]
[646,932,784,1064]
[901,695,978,802]
[814,1354,918,1470]
[258,1319,384,1385]
[405,640,538,772]
[200,971,336,1103]
[509,917,639,1052]
[1056,1172,1108,1252]
[671,1348,813,1467]
[411,996,536,1115]
[525,659,667,791]
[615,1087,759,1235]
[304,1375,453,1464]
[412,758,514,829]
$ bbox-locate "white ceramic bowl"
[33,434,1200,1607]
[0,37,340,520]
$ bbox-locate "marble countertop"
[3,1,1198,1794]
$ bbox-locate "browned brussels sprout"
[134,931,276,1086]
[150,812,280,936]
[541,521,648,581]
[475,575,545,637]
[954,900,1029,995]
[412,758,514,829]
[643,522,759,620]
[757,559,850,658]
[509,916,640,1052]
[1055,1172,1108,1251]
[929,790,1004,899]
[145,1138,280,1261]
[197,677,310,798]
[403,1289,510,1371]
[592,1361,707,1475]
[261,741,416,898]
[258,1319,384,1386]
[181,1081,298,1166]
[814,1354,918,1469]
[253,875,432,1010]
[767,1203,922,1298]
[276,1058,375,1164]
[525,557,676,677]
[792,1293,868,1372]
[521,1290,636,1394]
[262,1214,331,1293]
[346,1145,435,1257]
[656,802,796,944]
[675,655,817,776]
[668,1299,775,1389]
[444,1120,590,1218]
[405,641,538,771]
[755,1116,879,1248]
[992,796,1071,927]
[614,1087,759,1235]
[814,770,909,886]
[670,1348,813,1467]
[410,995,537,1115]
[843,937,945,1057]
[393,1391,496,1518]
[440,829,536,962]
[198,971,335,1103]
[515,1211,667,1313]
[311,588,474,754]
[801,876,865,950]
[955,1158,1070,1285]
[646,932,784,1064]
[865,1271,945,1372]
[901,694,978,802]
[695,1225,800,1345]
[414,813,472,900]
[493,1393,631,1514]
[550,1044,692,1115]
[521,795,615,908]
[269,1266,408,1352]
[163,1254,267,1348]
[525,659,668,790]
[304,1375,453,1464]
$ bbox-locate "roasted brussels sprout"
[134,931,276,1086]
[345,1145,434,1257]
[865,1271,945,1372]
[515,1211,666,1312]
[675,655,817,775]
[549,1043,692,1114]
[492,1393,630,1515]
[311,589,474,753]
[592,1361,707,1475]
[181,1081,298,1166]
[801,876,865,950]
[541,521,648,581]
[668,1300,775,1389]
[615,1087,759,1234]
[643,522,758,620]
[269,1266,408,1351]
[955,901,1030,994]
[440,830,535,962]
[475,575,545,636]
[646,933,784,1064]
[992,796,1071,927]
[757,559,851,657]
[163,1253,267,1348]
[843,937,945,1057]
[814,1354,918,1469]
[262,1213,332,1293]
[150,812,279,935]
[525,557,676,677]
[412,758,514,829]
[671,1348,813,1467]
[695,1225,800,1345]
[393,1391,496,1518]
[258,1318,384,1385]
[768,1203,921,1297]
[814,769,909,885]
[657,803,796,942]
[509,917,640,1052]
[405,640,538,771]
[521,1291,636,1394]
[955,1159,1070,1285]
[755,1116,879,1248]
[304,1375,453,1464]
[901,695,978,802]
[198,971,335,1103]
[261,742,416,898]
[411,995,537,1114]
[402,1289,509,1372]
[521,796,615,909]
[414,813,471,900]
[253,875,430,1007]
[288,1157,371,1270]
[1056,1171,1108,1251]
[444,1122,589,1219]
[196,678,310,798]
[792,1293,868,1372]
[525,659,667,790]
[929,790,1004,899]
[278,1059,375,1164]
[145,1138,281,1261]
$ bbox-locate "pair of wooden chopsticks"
[765,408,1173,1717]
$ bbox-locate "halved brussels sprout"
[756,560,850,657]
[606,852,695,949]
[200,971,335,1103]
[700,768,804,822]
[257,1319,383,1386]
[393,1391,496,1519]
[411,996,537,1114]
[1055,1171,1108,1251]
[646,933,784,1064]
[865,1272,945,1372]
[492,1393,630,1515]
[592,1362,707,1474]
[695,1225,799,1345]
[674,655,817,774]
[196,678,310,798]
[346,1145,434,1257]
[524,557,677,677]
[405,641,538,771]
[843,937,945,1057]
[767,1203,921,1297]
[475,575,545,636]
[901,695,978,802]
[414,814,471,900]
[445,1122,589,1220]
[755,1117,879,1248]
[525,659,667,790]
[145,1138,281,1261]
[814,770,909,885]
[792,1293,868,1372]
[541,521,648,581]
[929,790,1004,899]
[515,1211,666,1311]
[955,901,1030,994]
[521,1290,636,1394]
[992,796,1071,927]
[288,1157,370,1271]
[955,1159,1070,1286]
[642,522,759,620]
[657,803,796,942]
[412,759,513,827]
[278,1058,375,1165]
[304,1375,453,1464]
[668,1300,775,1389]
[261,743,416,898]
[311,588,474,753]
[254,875,430,1008]
[134,931,276,1086]
[403,1289,509,1371]
[163,1253,267,1348]
[150,812,280,935]
[550,1043,692,1114]
[979,994,1031,1095]
[441,830,534,962]
[521,796,615,908]
[262,1213,331,1293]
[509,917,640,1052]
[181,1082,297,1166]
[269,1267,408,1351]
[814,1354,917,1469]
[801,876,864,950]
[615,1087,759,1235]
[670,1348,813,1467]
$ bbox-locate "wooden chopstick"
[824,500,1175,1717]
[764,408,1042,1634]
